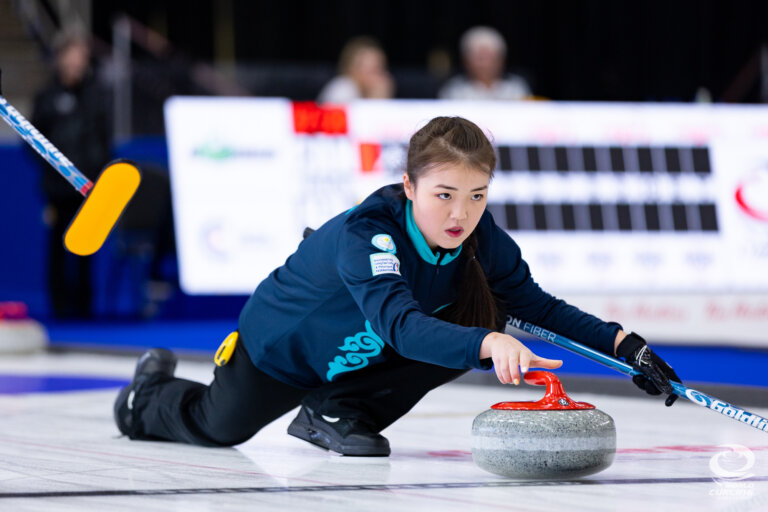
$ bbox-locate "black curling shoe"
[114,348,178,437]
[287,405,391,456]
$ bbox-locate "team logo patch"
[371,234,396,253]
[370,252,401,276]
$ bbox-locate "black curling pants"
[129,340,467,446]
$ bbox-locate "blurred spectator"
[439,26,531,101]
[317,37,394,103]
[31,29,111,319]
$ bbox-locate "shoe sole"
[135,349,178,378]
[113,385,133,436]
[114,349,177,438]
[287,422,390,457]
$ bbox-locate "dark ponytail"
[406,117,500,331]
[435,232,501,330]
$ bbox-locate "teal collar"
[405,200,462,266]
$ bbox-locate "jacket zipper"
[427,249,443,298]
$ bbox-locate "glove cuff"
[616,332,647,360]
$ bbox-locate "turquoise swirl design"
[326,321,385,381]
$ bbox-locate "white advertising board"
[165,98,768,345]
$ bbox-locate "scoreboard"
[165,98,768,344]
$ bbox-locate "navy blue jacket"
[238,184,621,388]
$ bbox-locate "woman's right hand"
[479,332,563,385]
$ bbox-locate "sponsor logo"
[684,389,768,430]
[192,141,275,161]
[370,252,400,276]
[734,171,768,223]
[371,234,396,253]
[508,317,557,342]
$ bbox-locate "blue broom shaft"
[508,316,768,433]
[0,95,92,195]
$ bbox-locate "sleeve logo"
[371,234,396,253]
[370,252,401,276]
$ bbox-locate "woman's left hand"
[479,332,563,385]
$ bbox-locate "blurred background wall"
[1,0,767,325]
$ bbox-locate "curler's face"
[403,163,490,250]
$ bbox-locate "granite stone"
[471,408,616,479]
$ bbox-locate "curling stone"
[471,371,615,479]
[0,302,48,354]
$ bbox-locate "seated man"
[439,26,531,101]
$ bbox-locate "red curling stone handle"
[490,371,595,410]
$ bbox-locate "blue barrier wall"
[0,138,172,318]
[0,143,48,314]
[0,137,246,321]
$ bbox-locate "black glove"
[616,332,682,407]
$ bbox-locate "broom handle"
[508,316,768,434]
[0,75,93,196]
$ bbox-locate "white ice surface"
[0,352,766,511]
